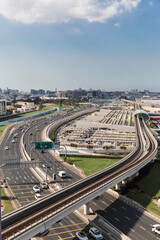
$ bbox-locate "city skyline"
[0,1,160,91]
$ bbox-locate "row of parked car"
[76,227,103,240]
[33,183,49,200]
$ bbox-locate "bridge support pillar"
[135,172,139,177]
[150,159,154,163]
[84,203,90,215]
[115,183,121,190]
[122,179,127,185]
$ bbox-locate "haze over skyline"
[0,0,160,92]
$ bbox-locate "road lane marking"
[125,216,130,220]
[112,207,117,212]
[48,227,86,236]
[115,217,120,221]
[140,226,146,231]
[129,227,135,232]
[50,222,85,230]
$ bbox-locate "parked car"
[40,182,49,189]
[76,231,88,240]
[152,224,160,235]
[35,193,41,200]
[33,185,40,193]
[89,227,103,240]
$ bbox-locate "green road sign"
[35,142,53,150]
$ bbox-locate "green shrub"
[70,143,77,147]
[86,145,93,149]
[120,146,126,150]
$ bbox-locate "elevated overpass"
[1,114,158,240]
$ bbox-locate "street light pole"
[0,182,2,240]
[30,146,35,160]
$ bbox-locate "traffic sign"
[35,142,53,150]
[52,142,60,149]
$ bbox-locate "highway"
[0,110,160,240]
[1,114,158,239]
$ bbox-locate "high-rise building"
[0,100,6,116]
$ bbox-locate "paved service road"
[91,192,160,240]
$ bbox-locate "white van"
[58,171,66,178]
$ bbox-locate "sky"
[0,0,160,92]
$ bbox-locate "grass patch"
[1,187,14,215]
[126,188,160,216]
[0,104,59,122]
[134,162,160,198]
[0,125,8,137]
[125,162,160,216]
[62,156,119,176]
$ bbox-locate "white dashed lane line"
[140,226,146,231]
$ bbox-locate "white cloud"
[114,22,121,27]
[72,28,84,35]
[0,0,141,24]
[149,1,153,7]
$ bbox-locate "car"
[152,224,160,235]
[12,139,16,143]
[89,227,103,240]
[31,141,34,144]
[33,185,40,193]
[76,231,88,240]
[40,182,48,189]
[58,171,66,178]
[35,193,41,200]
[5,146,9,150]
[30,133,32,136]
[41,150,44,153]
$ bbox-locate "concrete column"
[84,203,90,215]
[122,179,127,185]
[115,183,121,190]
[135,172,139,177]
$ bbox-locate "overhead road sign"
[3,159,41,168]
[52,142,60,149]
[35,142,53,150]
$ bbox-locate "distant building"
[56,91,67,99]
[38,89,45,95]
[30,89,38,95]
[0,100,6,116]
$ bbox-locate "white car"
[76,231,88,240]
[89,227,103,240]
[5,146,9,150]
[12,139,16,143]
[33,185,40,193]
[58,171,66,178]
[40,182,48,189]
[35,193,41,200]
[152,224,160,235]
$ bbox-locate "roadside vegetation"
[0,104,58,123]
[130,112,132,126]
[61,156,120,176]
[123,161,160,216]
[0,125,8,137]
[1,187,14,215]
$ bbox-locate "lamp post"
[30,146,35,160]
